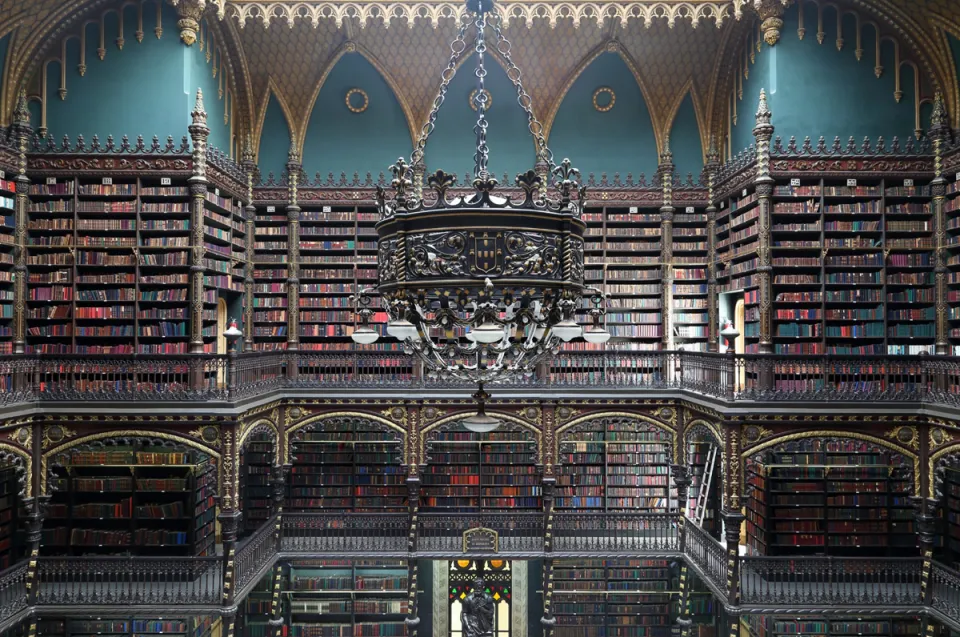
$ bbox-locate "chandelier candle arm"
[352,0,609,431]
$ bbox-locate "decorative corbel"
[171,0,207,46]
[752,0,792,47]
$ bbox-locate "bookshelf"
[252,201,288,349]
[284,559,408,637]
[287,418,406,513]
[0,172,14,354]
[421,426,540,512]
[203,187,245,352]
[241,433,276,534]
[742,616,921,637]
[939,465,960,568]
[671,207,709,352]
[0,465,20,569]
[43,442,217,556]
[945,173,960,354]
[717,186,761,353]
[556,419,673,512]
[241,568,278,637]
[601,205,664,351]
[744,438,914,556]
[552,558,676,637]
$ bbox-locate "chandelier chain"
[473,10,491,177]
[410,13,472,168]
[489,10,555,172]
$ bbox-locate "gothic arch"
[253,80,296,160]
[0,443,32,500]
[420,412,542,468]
[542,40,664,154]
[239,418,280,465]
[556,412,678,465]
[297,41,417,156]
[285,412,407,465]
[664,81,708,164]
[40,431,222,496]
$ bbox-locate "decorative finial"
[931,92,947,130]
[13,88,30,127]
[754,0,786,46]
[755,88,772,127]
[191,88,207,127]
[287,139,301,165]
[659,134,673,164]
[707,134,720,164]
[242,133,255,165]
[175,0,205,46]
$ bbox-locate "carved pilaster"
[705,136,720,352]
[913,497,938,605]
[242,136,257,352]
[542,475,555,553]
[286,142,301,353]
[659,137,675,350]
[11,90,31,354]
[753,90,774,355]
[931,93,950,354]
[188,90,210,354]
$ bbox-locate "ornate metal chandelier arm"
[473,9,491,177]
[410,13,472,167]
[489,9,555,172]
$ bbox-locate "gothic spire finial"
[13,88,29,126]
[191,88,207,127]
[755,88,772,128]
[707,134,719,164]
[659,134,673,164]
[288,138,301,165]
[931,92,947,130]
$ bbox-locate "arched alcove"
[549,53,659,180]
[301,53,411,179]
[669,92,703,179]
[425,53,535,181]
[258,92,293,181]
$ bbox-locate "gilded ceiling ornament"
[884,425,919,451]
[592,87,615,112]
[345,88,369,113]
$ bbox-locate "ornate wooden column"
[721,421,744,609]
[674,565,694,637]
[540,403,557,637]
[286,142,301,355]
[188,89,210,354]
[659,137,675,350]
[930,93,950,355]
[23,420,49,607]
[705,137,721,353]
[11,90,31,355]
[753,90,775,355]
[267,562,286,637]
[672,464,691,553]
[219,420,242,608]
[242,136,257,352]
[270,462,289,545]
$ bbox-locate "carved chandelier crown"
[351,0,609,426]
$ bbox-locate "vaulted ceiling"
[2,0,960,142]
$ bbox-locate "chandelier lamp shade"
[350,0,610,426]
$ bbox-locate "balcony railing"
[683,518,726,592]
[235,513,280,594]
[739,556,923,607]
[552,512,678,553]
[35,555,222,606]
[4,351,960,407]
[418,512,544,553]
[281,512,409,554]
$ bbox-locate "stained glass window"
[449,561,511,637]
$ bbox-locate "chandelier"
[351,0,608,429]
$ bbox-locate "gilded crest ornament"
[930,427,954,451]
[42,425,77,449]
[885,425,919,451]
